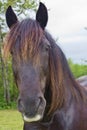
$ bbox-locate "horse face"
[5,2,49,122]
[12,37,50,122]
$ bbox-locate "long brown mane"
[4,18,86,115]
[45,32,87,114]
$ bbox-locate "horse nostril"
[39,97,42,103]
[38,96,44,107]
[18,98,24,112]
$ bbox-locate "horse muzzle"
[17,95,46,122]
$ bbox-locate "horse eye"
[10,50,13,55]
[10,48,14,55]
[45,44,51,52]
[45,45,49,51]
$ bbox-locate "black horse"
[4,2,87,130]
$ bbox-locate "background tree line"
[0,0,38,108]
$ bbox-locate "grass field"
[0,110,23,130]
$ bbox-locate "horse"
[77,75,87,88]
[4,2,87,130]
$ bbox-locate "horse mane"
[44,32,87,115]
[4,18,86,116]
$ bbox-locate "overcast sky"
[40,0,87,64]
[40,0,87,43]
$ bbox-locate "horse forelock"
[4,18,43,60]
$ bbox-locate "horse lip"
[23,114,42,122]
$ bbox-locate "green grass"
[0,110,23,130]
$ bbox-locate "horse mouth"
[23,114,42,122]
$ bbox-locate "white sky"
[39,0,87,64]
[41,0,87,44]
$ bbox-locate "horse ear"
[36,2,48,30]
[6,6,18,28]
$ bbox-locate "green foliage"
[0,102,17,111]
[0,57,18,107]
[68,59,87,78]
[0,99,17,110]
[0,0,38,34]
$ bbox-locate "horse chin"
[23,114,42,122]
